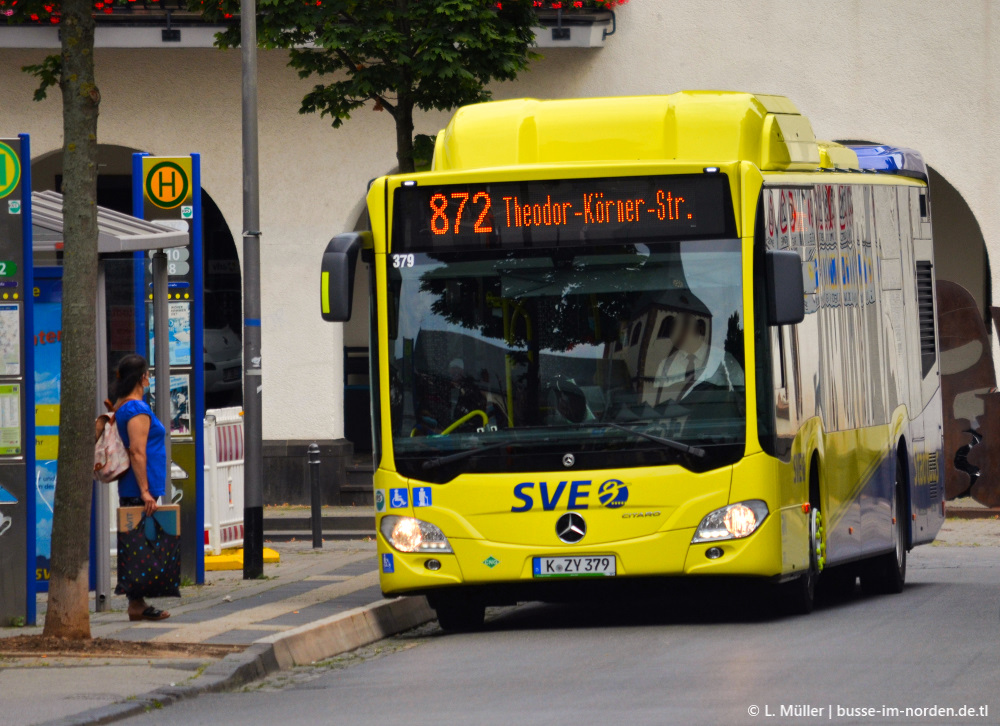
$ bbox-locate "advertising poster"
[34,461,56,581]
[149,373,191,436]
[148,301,191,366]
[33,279,61,583]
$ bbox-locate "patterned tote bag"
[115,515,181,599]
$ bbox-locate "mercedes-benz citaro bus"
[321,92,944,631]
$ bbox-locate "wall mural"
[937,280,1000,507]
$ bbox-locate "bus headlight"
[691,500,769,543]
[380,516,453,554]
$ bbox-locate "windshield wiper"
[421,441,512,471]
[604,422,705,458]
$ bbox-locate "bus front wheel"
[430,594,486,633]
[861,459,908,595]
[784,506,823,615]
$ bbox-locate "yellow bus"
[321,92,944,630]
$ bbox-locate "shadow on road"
[467,570,923,633]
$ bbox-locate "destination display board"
[393,174,734,251]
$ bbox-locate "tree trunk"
[395,99,415,174]
[43,0,100,640]
[393,0,414,173]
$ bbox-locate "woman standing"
[111,354,170,622]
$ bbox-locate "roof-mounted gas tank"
[847,144,928,181]
[431,91,830,173]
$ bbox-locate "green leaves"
[192,0,539,171]
[22,54,62,102]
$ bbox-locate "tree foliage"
[194,0,540,172]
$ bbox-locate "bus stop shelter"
[28,190,188,618]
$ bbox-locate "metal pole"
[309,443,322,549]
[94,262,110,612]
[152,251,172,502]
[241,0,264,579]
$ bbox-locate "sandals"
[129,605,171,621]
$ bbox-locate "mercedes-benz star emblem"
[556,512,586,544]
[562,453,575,468]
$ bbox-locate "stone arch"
[30,143,243,407]
[926,167,990,325]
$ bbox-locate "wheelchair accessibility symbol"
[389,488,409,509]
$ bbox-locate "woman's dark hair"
[110,354,149,402]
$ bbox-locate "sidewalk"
[0,537,433,726]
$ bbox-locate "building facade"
[0,1,996,500]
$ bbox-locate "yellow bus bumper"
[379,511,788,596]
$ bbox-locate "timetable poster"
[148,301,191,366]
[0,385,21,455]
[33,281,61,583]
[0,302,20,375]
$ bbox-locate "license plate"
[532,555,616,578]
[223,367,241,382]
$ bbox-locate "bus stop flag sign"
[143,156,193,213]
[0,141,22,200]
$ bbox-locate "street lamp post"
[241,0,264,579]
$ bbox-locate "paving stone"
[254,586,383,627]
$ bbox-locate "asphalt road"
[124,523,1000,726]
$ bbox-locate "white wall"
[1,0,996,441]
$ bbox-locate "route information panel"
[393,174,733,251]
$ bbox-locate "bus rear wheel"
[861,460,907,595]
[430,594,486,633]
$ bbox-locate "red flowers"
[498,1,629,10]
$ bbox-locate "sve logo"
[511,479,628,512]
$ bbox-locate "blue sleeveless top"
[115,399,167,499]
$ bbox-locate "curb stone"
[37,596,435,726]
[263,596,436,669]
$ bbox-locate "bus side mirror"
[765,249,805,326]
[320,233,368,322]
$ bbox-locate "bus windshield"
[386,239,746,481]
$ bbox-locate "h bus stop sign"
[136,153,205,587]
